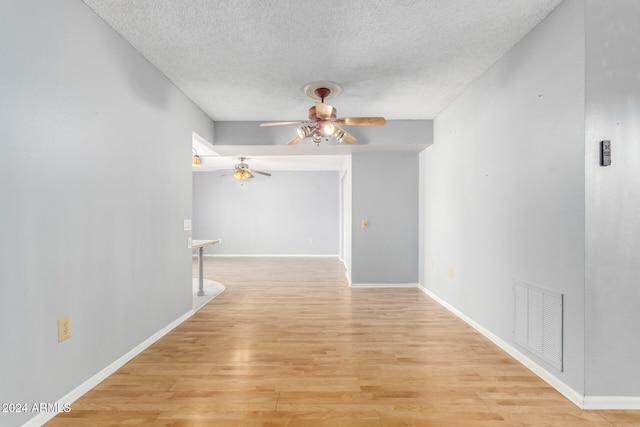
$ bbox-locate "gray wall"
[0,1,214,425]
[209,119,432,283]
[193,171,339,255]
[420,0,586,394]
[584,0,640,397]
[352,152,419,284]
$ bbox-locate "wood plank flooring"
[48,257,640,426]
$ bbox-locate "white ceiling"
[82,0,562,171]
[82,0,561,122]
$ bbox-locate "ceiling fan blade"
[259,121,305,127]
[287,135,303,145]
[339,117,387,126]
[340,130,357,144]
[251,170,271,177]
[314,103,335,120]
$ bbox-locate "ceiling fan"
[259,82,386,146]
[221,157,271,181]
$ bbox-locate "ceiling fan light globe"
[321,122,335,136]
[297,126,314,138]
[192,155,201,167]
[233,170,251,180]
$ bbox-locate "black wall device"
[600,140,611,166]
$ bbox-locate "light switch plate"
[183,219,192,231]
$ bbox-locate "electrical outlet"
[310,237,314,244]
[448,266,454,280]
[58,315,72,342]
[429,260,435,270]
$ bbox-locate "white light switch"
[187,237,192,248]
[183,219,192,231]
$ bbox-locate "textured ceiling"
[81,0,562,122]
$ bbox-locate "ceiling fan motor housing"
[314,87,331,102]
[308,105,337,122]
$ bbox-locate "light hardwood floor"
[48,257,640,426]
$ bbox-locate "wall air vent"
[513,280,563,371]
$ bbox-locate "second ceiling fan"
[221,157,271,181]
[259,82,386,146]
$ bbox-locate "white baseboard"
[418,285,585,409]
[583,396,640,410]
[345,274,352,286]
[341,259,352,286]
[24,279,640,426]
[23,309,197,427]
[419,286,640,409]
[351,282,419,288]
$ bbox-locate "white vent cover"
[513,280,563,371]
